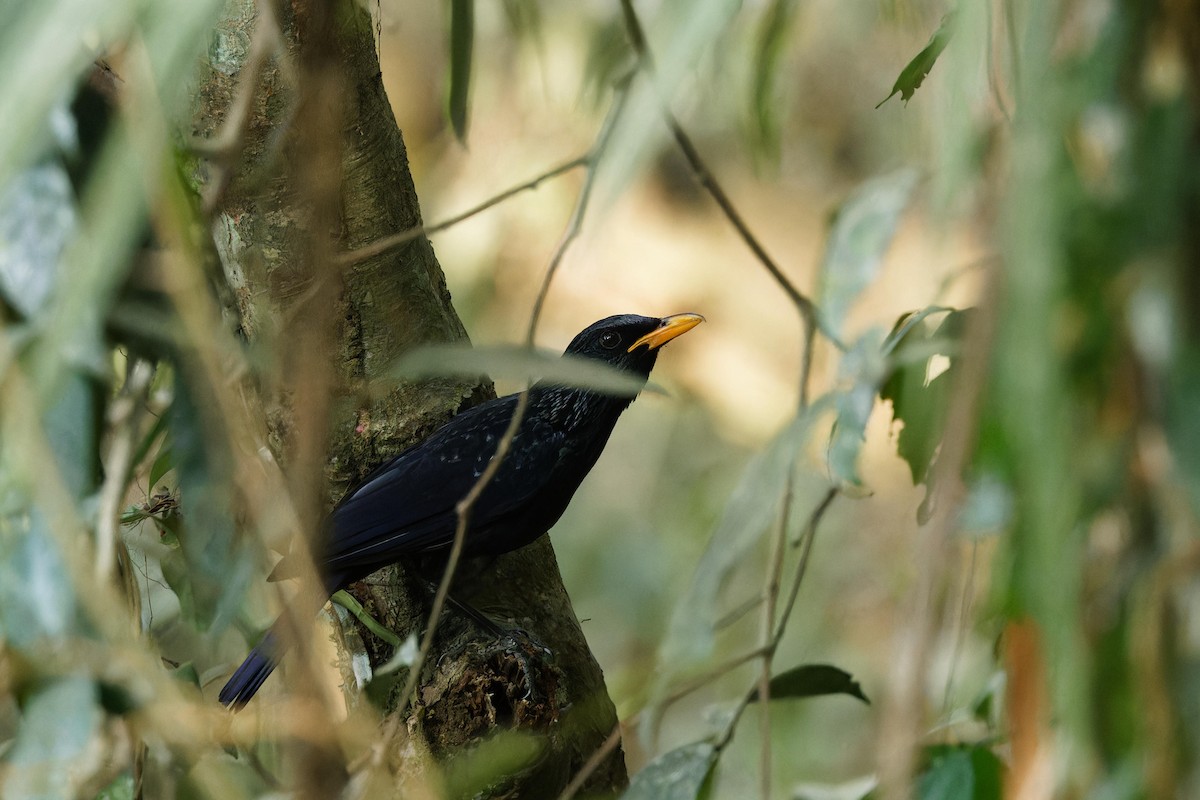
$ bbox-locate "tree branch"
[335,154,589,267]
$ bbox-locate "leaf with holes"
[881,309,969,486]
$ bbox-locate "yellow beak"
[628,313,705,352]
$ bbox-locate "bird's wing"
[320,395,566,573]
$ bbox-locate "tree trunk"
[189,0,627,795]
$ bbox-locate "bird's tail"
[218,628,284,708]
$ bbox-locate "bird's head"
[563,313,704,380]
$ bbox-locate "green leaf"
[747,663,870,705]
[621,741,717,800]
[388,343,653,397]
[918,748,973,800]
[447,0,474,142]
[917,745,1004,800]
[817,170,918,339]
[876,12,955,108]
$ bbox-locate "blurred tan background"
[376,1,988,791]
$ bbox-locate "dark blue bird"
[219,313,703,707]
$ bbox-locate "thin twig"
[661,645,773,709]
[706,487,836,753]
[756,482,794,800]
[336,155,589,267]
[616,0,828,410]
[715,593,764,631]
[774,487,838,643]
[96,358,155,581]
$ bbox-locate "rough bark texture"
[190,0,626,796]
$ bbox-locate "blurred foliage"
[1,0,1199,798]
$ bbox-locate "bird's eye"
[599,331,621,349]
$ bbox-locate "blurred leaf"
[583,18,633,106]
[12,0,226,395]
[827,330,887,486]
[917,745,1004,800]
[98,679,140,716]
[444,731,545,799]
[171,660,201,688]
[747,663,870,705]
[621,741,717,800]
[166,375,250,631]
[595,0,742,209]
[0,4,121,188]
[499,0,542,51]
[817,170,918,338]
[149,444,174,489]
[748,0,800,162]
[376,632,420,676]
[0,162,76,318]
[882,306,956,357]
[1167,346,1200,517]
[0,507,78,646]
[124,408,168,488]
[918,748,973,800]
[5,676,102,798]
[660,397,832,672]
[447,0,474,143]
[958,472,1013,536]
[876,12,955,108]
[389,344,652,397]
[40,370,99,500]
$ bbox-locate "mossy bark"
[189,0,626,795]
